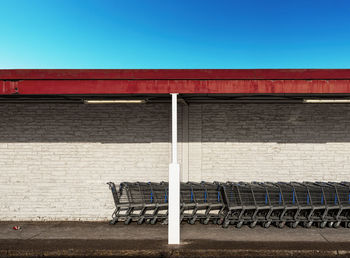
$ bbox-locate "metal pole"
[168,93,180,245]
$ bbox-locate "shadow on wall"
[201,104,350,143]
[0,103,349,143]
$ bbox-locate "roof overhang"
[1,69,350,95]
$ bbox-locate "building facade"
[2,103,350,220]
[1,69,350,220]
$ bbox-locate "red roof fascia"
[1,79,350,95]
[2,69,350,95]
[1,69,350,80]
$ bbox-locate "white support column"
[168,93,180,245]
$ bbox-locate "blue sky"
[1,0,350,68]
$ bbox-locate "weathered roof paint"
[1,69,350,94]
[1,69,350,80]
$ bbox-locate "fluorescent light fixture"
[303,99,350,103]
[84,99,146,104]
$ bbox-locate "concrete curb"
[0,249,348,257]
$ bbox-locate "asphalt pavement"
[1,221,350,257]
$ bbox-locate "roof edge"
[1,69,350,80]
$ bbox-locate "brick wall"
[0,104,175,220]
[197,104,350,182]
[1,103,350,220]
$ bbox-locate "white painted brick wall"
[0,104,174,221]
[199,104,350,182]
[1,103,350,220]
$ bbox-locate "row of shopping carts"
[107,181,350,228]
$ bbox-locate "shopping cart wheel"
[150,218,157,225]
[216,218,224,225]
[263,221,271,228]
[137,217,145,225]
[222,220,230,228]
[346,222,350,228]
[124,217,132,225]
[248,221,256,229]
[327,221,334,228]
[162,219,168,225]
[277,221,286,229]
[319,221,327,228]
[200,218,210,225]
[188,218,196,225]
[235,221,243,228]
[291,221,299,228]
[333,221,341,228]
[306,221,313,228]
[304,221,313,228]
[109,219,118,225]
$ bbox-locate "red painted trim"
[2,70,350,95]
[1,69,350,80]
[1,81,17,94]
[7,79,350,94]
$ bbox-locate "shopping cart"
[136,182,168,224]
[180,182,197,223]
[221,182,261,228]
[255,182,285,228]
[107,180,350,228]
[327,182,350,228]
[274,182,300,228]
[299,182,328,228]
[107,182,129,225]
[107,182,145,225]
[200,181,225,225]
[249,182,274,228]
